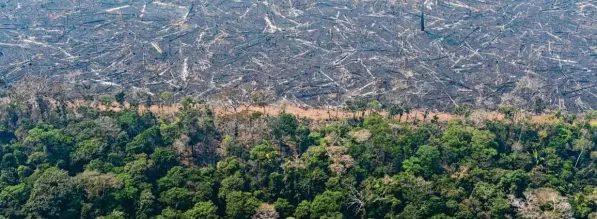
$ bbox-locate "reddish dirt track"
[4,98,560,125]
[82,100,507,123]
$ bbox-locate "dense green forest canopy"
[2,93,597,219]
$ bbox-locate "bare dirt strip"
[86,100,506,123]
[5,98,562,125]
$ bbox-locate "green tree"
[225,191,260,219]
[24,124,73,166]
[439,121,474,164]
[100,210,126,219]
[0,183,28,218]
[137,188,156,218]
[71,138,106,167]
[218,172,246,199]
[160,92,174,106]
[1,153,17,168]
[152,148,178,176]
[123,154,155,183]
[271,113,298,138]
[158,166,187,191]
[159,121,180,146]
[160,187,193,210]
[470,130,498,166]
[310,190,344,218]
[24,168,82,219]
[115,91,126,106]
[183,201,218,219]
[274,198,295,219]
[74,170,123,200]
[367,100,382,113]
[126,126,162,154]
[403,145,441,178]
[250,142,281,172]
[157,208,183,219]
[294,200,311,219]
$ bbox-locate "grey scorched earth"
[1,0,597,111]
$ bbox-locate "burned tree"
[217,85,251,138]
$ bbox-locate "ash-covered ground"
[1,0,597,111]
